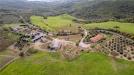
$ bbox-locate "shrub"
[28,48,38,54]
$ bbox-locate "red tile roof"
[90,34,104,43]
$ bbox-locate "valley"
[0,14,134,75]
[0,0,134,75]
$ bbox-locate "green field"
[84,21,134,34]
[30,14,76,31]
[31,14,134,34]
[0,52,134,75]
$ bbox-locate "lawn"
[30,14,76,31]
[0,52,134,75]
[84,21,134,34]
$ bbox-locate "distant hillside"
[0,0,134,23]
[71,0,134,20]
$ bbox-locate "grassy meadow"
[31,14,134,34]
[0,52,134,75]
[84,21,134,34]
[30,14,76,31]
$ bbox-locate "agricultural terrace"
[84,21,134,34]
[30,14,77,31]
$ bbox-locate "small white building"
[50,39,62,49]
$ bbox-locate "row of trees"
[73,17,134,24]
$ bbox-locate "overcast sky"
[28,0,62,2]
